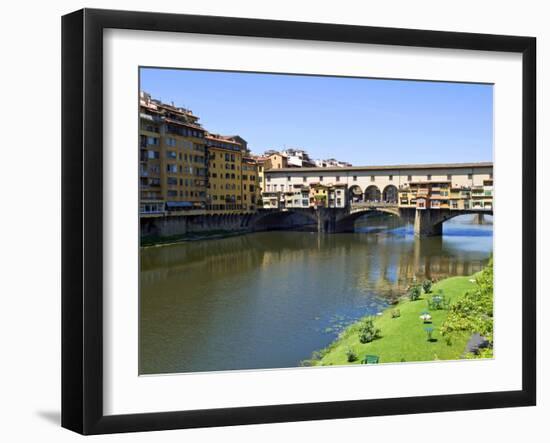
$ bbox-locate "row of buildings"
[139,92,493,216]
[139,92,260,215]
[139,93,354,216]
[261,165,494,212]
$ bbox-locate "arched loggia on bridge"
[364,185,381,202]
[382,185,398,203]
[348,185,364,203]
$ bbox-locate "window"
[147,150,160,159]
[165,137,177,147]
[319,176,323,181]
[166,151,177,159]
[166,177,178,185]
[147,136,159,146]
[427,174,432,180]
[447,174,452,181]
[303,177,307,182]
[287,176,291,181]
[389,175,393,181]
[353,176,357,181]
[267,176,271,182]
[167,190,177,197]
[370,176,375,182]
[166,164,177,173]
[468,173,473,180]
[407,175,412,181]
[336,176,340,182]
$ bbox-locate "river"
[140,215,493,374]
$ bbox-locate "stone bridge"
[250,203,493,236]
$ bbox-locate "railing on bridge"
[349,201,399,213]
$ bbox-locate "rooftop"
[265,161,493,173]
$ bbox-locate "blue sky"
[140,68,493,165]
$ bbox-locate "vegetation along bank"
[305,259,494,366]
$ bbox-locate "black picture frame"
[62,8,536,435]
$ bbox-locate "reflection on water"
[140,218,493,374]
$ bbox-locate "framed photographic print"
[62,8,536,435]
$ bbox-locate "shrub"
[391,308,401,318]
[422,279,433,294]
[408,284,421,301]
[388,293,400,305]
[345,348,358,362]
[440,259,494,355]
[358,317,381,343]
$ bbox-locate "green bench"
[362,355,380,364]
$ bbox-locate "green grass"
[312,275,478,366]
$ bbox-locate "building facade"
[205,134,244,213]
[263,163,493,211]
[139,92,208,215]
[242,157,260,212]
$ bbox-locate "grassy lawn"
[315,275,478,366]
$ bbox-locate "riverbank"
[141,229,251,247]
[306,274,482,366]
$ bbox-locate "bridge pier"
[413,209,443,237]
[316,209,337,233]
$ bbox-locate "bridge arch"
[334,207,402,232]
[364,185,381,202]
[414,209,494,236]
[382,185,398,203]
[348,185,363,203]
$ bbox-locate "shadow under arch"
[364,185,381,202]
[382,184,398,203]
[251,209,318,230]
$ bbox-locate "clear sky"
[140,68,493,166]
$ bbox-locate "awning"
[166,201,193,208]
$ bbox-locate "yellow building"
[139,92,207,214]
[309,183,330,208]
[267,153,287,169]
[206,134,244,213]
[253,156,270,194]
[242,157,260,212]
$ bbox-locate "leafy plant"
[440,259,494,356]
[345,348,358,362]
[391,308,401,318]
[358,317,381,344]
[408,284,421,301]
[422,279,433,294]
